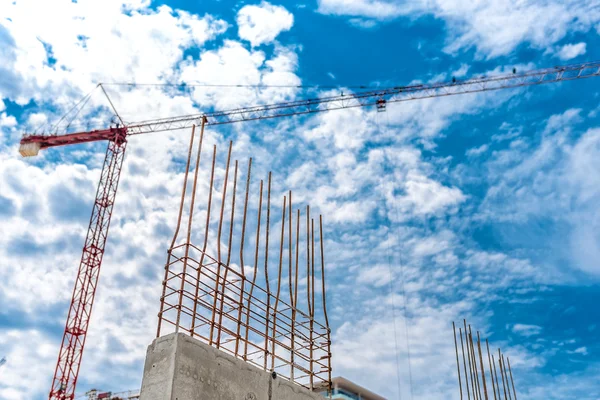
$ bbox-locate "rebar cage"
[156,121,332,392]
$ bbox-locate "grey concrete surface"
[139,333,325,400]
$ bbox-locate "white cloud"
[179,41,301,110]
[466,144,489,157]
[555,42,587,60]
[237,2,294,47]
[512,323,543,337]
[476,109,600,276]
[398,173,466,215]
[0,329,57,400]
[317,0,600,58]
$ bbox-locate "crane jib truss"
[16,60,600,400]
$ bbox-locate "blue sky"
[1,0,600,399]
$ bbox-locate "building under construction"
[16,60,600,400]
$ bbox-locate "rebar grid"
[156,121,332,393]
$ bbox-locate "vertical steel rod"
[234,158,252,357]
[477,332,489,400]
[469,327,482,400]
[453,322,463,399]
[291,208,300,382]
[190,141,215,338]
[209,142,231,345]
[498,350,508,400]
[319,215,332,395]
[263,172,272,371]
[244,179,263,360]
[492,354,501,400]
[507,357,517,400]
[464,321,477,400]
[310,217,316,389]
[216,158,238,347]
[486,339,497,400]
[176,120,204,332]
[158,124,196,337]
[271,196,286,369]
[501,354,512,400]
[460,328,471,400]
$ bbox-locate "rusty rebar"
[263,172,272,371]
[453,322,463,399]
[319,215,332,394]
[507,357,517,400]
[176,121,204,332]
[271,196,286,369]
[234,158,252,357]
[158,138,332,391]
[309,217,316,390]
[244,179,263,361]
[460,327,471,400]
[477,332,489,400]
[486,339,497,400]
[469,327,482,400]
[291,208,300,382]
[501,354,512,400]
[492,354,501,400]
[216,157,238,348]
[192,145,216,335]
[498,349,508,400]
[464,321,477,400]
[157,124,196,337]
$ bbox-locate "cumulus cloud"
[317,0,600,58]
[237,2,294,47]
[555,42,587,60]
[512,323,543,337]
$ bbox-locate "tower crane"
[17,61,600,400]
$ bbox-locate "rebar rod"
[271,196,286,369]
[194,145,217,334]
[464,321,476,400]
[319,215,332,395]
[477,332,489,400]
[177,121,204,332]
[263,172,272,371]
[216,158,238,347]
[498,350,508,400]
[460,328,471,400]
[469,327,482,400]
[209,142,231,345]
[507,357,517,400]
[453,322,463,399]
[501,354,512,400]
[486,339,497,400]
[492,354,501,400]
[157,124,196,337]
[244,179,263,360]
[234,158,252,356]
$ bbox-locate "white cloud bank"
[237,1,294,47]
[317,0,600,58]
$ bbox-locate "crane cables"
[377,109,415,400]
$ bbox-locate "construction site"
[3,2,600,399]
[8,59,598,400]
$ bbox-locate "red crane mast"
[18,61,600,400]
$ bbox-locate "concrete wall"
[140,333,325,400]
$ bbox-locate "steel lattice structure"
[157,123,332,392]
[48,131,127,399]
[15,60,600,400]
